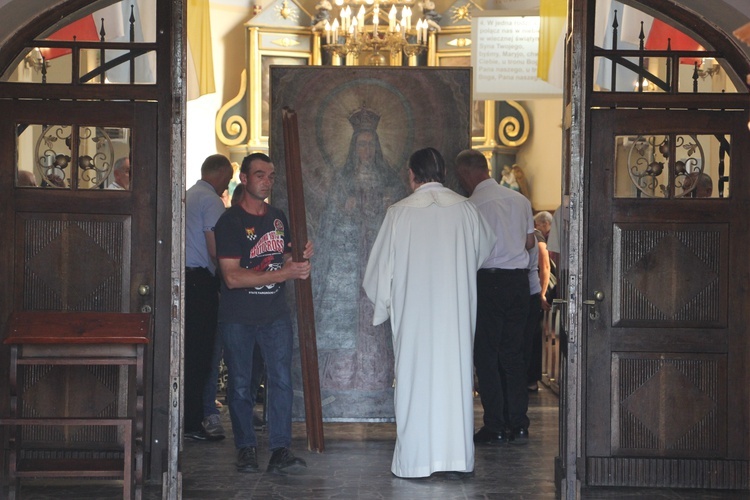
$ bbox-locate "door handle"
[583,290,604,320]
[138,284,150,296]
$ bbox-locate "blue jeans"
[203,335,267,418]
[219,316,293,450]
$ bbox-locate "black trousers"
[184,267,220,433]
[474,269,530,431]
[524,293,543,384]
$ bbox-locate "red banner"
[40,16,99,60]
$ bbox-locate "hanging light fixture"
[313,0,438,65]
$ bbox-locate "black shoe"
[267,447,307,475]
[509,427,529,445]
[236,446,259,473]
[184,430,208,441]
[473,427,508,445]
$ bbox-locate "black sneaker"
[266,447,307,475]
[236,446,259,473]
[184,430,207,441]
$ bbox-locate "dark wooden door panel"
[611,222,727,328]
[16,213,131,311]
[585,109,750,489]
[1,100,156,457]
[611,352,727,457]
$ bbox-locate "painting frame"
[247,26,312,148]
[435,31,497,147]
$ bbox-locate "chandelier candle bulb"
[343,6,351,31]
[357,6,365,31]
[332,18,339,42]
[389,6,397,32]
[325,21,332,44]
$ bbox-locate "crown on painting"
[348,106,380,132]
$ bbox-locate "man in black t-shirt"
[215,153,313,475]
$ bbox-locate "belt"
[185,266,209,273]
[479,268,528,275]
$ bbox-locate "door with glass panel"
[584,108,749,488]
[0,98,157,458]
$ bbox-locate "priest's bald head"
[408,147,445,191]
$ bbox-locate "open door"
[0,99,157,467]
[560,0,750,494]
[585,109,749,488]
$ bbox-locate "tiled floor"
[8,386,749,499]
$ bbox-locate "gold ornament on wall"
[276,0,297,21]
[447,37,471,47]
[451,4,472,23]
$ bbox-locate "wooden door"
[0,99,157,455]
[584,108,750,488]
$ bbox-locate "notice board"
[472,11,563,100]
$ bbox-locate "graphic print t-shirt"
[215,204,291,325]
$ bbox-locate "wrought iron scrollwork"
[626,135,705,198]
[35,125,115,189]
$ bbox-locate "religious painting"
[269,66,471,421]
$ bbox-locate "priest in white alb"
[363,147,494,479]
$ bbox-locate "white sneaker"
[202,414,226,441]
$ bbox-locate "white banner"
[472,11,562,100]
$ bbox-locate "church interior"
[1,0,750,498]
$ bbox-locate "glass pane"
[16,124,42,187]
[676,134,730,199]
[4,47,72,84]
[80,49,157,85]
[593,3,742,94]
[15,123,131,190]
[2,0,156,83]
[615,134,730,198]
[79,126,131,190]
[677,58,736,93]
[36,124,73,189]
[37,1,157,43]
[594,56,642,92]
[615,135,670,198]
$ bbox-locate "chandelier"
[313,0,440,65]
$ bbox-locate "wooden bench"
[1,311,150,500]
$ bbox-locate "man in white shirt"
[364,147,494,479]
[455,149,536,445]
[184,154,233,441]
[108,157,130,190]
